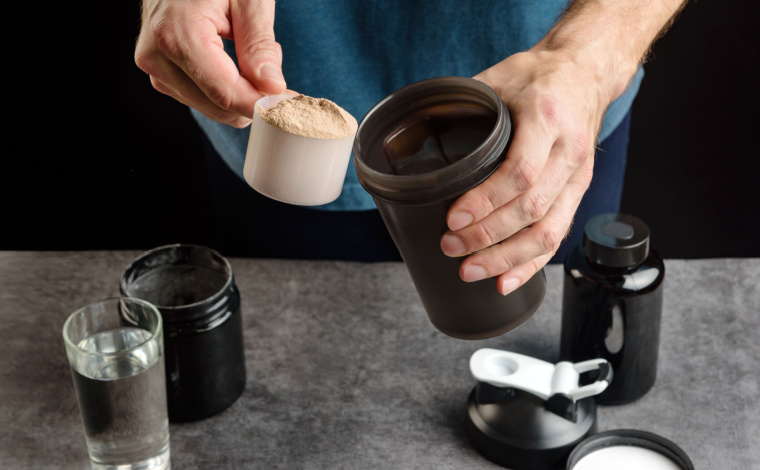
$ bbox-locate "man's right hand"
[135,0,286,128]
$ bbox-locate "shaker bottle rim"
[354,76,511,205]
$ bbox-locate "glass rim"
[62,297,162,356]
[120,243,234,311]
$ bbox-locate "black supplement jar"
[560,213,664,405]
[354,76,546,340]
[120,244,246,421]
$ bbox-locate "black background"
[5,0,759,258]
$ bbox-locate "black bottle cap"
[583,213,650,268]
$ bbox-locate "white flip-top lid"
[466,349,694,470]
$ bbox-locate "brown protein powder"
[258,94,358,139]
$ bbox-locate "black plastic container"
[120,244,246,422]
[560,213,664,405]
[354,76,546,340]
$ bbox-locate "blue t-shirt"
[193,0,644,211]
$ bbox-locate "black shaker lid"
[567,429,694,469]
[583,213,650,268]
[466,388,598,470]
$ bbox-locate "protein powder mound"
[258,94,358,139]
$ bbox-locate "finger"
[445,104,558,232]
[495,253,554,296]
[159,18,264,119]
[151,76,252,128]
[441,137,588,257]
[149,55,253,128]
[456,160,592,285]
[231,0,287,95]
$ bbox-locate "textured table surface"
[0,251,758,469]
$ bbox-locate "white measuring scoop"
[243,94,356,206]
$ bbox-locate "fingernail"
[441,235,467,256]
[500,277,521,296]
[259,63,285,84]
[448,211,474,231]
[462,265,488,282]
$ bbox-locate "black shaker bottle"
[560,213,665,404]
[354,77,546,340]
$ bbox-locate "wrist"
[535,23,639,103]
[535,0,685,102]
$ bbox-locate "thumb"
[231,0,287,95]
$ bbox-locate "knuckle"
[538,229,562,254]
[134,50,156,75]
[467,190,496,217]
[204,81,234,112]
[529,255,547,275]
[152,21,182,58]
[242,30,279,57]
[497,246,517,272]
[512,159,539,191]
[574,165,594,188]
[149,76,170,95]
[537,227,562,254]
[538,95,561,129]
[472,222,500,248]
[518,191,549,222]
[566,130,592,166]
[134,32,164,75]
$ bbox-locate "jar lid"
[567,429,694,470]
[583,213,650,268]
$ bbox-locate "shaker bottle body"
[377,197,546,339]
[355,77,546,339]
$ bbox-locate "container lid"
[466,350,612,470]
[567,429,694,470]
[583,213,650,268]
[466,388,598,470]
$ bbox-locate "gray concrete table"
[0,252,757,469]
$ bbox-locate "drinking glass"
[63,298,170,470]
